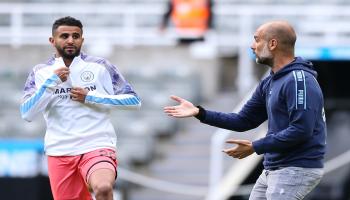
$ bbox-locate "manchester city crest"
[81,71,94,82]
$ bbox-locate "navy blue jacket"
[196,57,326,169]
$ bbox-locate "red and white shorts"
[47,148,117,200]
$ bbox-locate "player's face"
[50,26,84,60]
[251,30,273,66]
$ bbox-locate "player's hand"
[54,67,70,82]
[222,139,254,159]
[163,95,199,118]
[70,87,88,103]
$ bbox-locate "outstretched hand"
[222,139,254,159]
[163,95,199,118]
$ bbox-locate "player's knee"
[93,182,113,197]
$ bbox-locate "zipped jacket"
[20,53,141,156]
[196,57,326,169]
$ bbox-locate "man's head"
[50,16,84,60]
[251,20,296,67]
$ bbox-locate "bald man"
[164,21,326,200]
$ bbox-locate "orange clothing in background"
[171,0,210,37]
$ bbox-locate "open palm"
[222,139,254,159]
[163,95,199,118]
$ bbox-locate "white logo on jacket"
[81,71,94,82]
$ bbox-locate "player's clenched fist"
[54,67,70,82]
[70,87,88,103]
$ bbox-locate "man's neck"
[63,58,73,67]
[271,55,295,73]
[55,55,73,67]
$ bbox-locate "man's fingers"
[55,67,70,73]
[163,106,176,110]
[222,148,244,158]
[55,67,70,82]
[226,139,249,145]
[71,87,87,94]
[164,109,177,115]
[223,151,240,158]
[170,95,184,103]
[72,87,83,90]
[70,92,77,98]
[70,90,79,95]
[222,147,238,153]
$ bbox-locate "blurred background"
[1,0,350,200]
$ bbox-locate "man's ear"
[49,37,54,45]
[269,39,277,51]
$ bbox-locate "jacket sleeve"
[20,70,62,122]
[84,64,141,110]
[196,81,268,132]
[252,72,320,154]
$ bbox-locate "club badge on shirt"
[81,71,94,82]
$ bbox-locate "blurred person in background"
[160,0,213,44]
[164,20,326,200]
[20,16,141,200]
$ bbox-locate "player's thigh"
[266,167,323,200]
[79,148,118,186]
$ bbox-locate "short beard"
[256,44,273,67]
[56,45,81,60]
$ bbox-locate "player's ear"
[49,37,54,45]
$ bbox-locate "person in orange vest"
[160,0,213,44]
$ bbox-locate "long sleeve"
[20,70,62,122]
[197,81,268,132]
[84,64,141,109]
[252,72,320,154]
[85,92,141,109]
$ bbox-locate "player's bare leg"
[89,168,115,200]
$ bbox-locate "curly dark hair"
[52,16,83,35]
